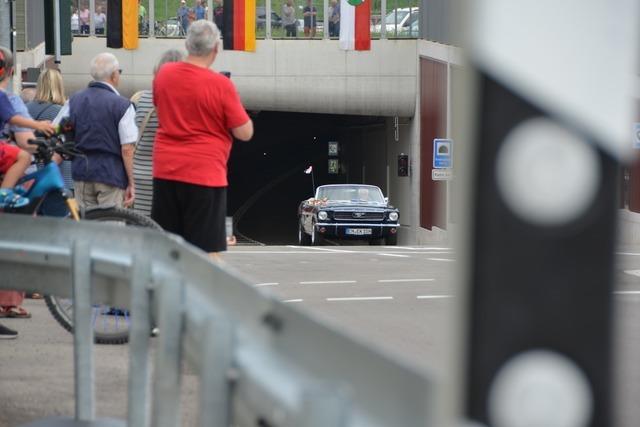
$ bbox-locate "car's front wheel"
[298,220,311,246]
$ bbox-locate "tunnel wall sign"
[433,139,453,168]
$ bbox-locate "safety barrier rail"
[0,214,434,427]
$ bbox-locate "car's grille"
[334,212,385,221]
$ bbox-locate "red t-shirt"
[152,62,250,187]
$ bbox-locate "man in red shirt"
[152,20,253,256]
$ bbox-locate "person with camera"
[152,20,253,258]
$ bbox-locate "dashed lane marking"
[427,258,456,262]
[623,270,640,277]
[255,282,279,287]
[286,245,356,253]
[326,296,394,301]
[617,252,640,256]
[283,299,304,303]
[417,295,452,300]
[377,253,410,258]
[615,291,640,296]
[300,280,357,285]
[378,278,435,283]
[390,246,453,251]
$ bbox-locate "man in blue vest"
[58,53,138,209]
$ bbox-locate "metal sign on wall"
[433,139,453,169]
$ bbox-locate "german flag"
[222,0,256,51]
[107,0,139,49]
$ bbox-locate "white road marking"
[377,253,410,258]
[390,246,453,251]
[623,270,640,277]
[326,296,394,301]
[255,282,279,287]
[417,295,452,300]
[378,278,435,283]
[615,291,640,296]
[283,299,304,303]
[616,252,640,256]
[427,258,456,262]
[300,280,357,285]
[286,245,356,253]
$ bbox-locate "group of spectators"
[71,4,107,35]
[0,20,253,339]
[178,0,209,34]
[283,0,340,38]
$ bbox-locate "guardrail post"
[127,254,153,427]
[198,314,234,427]
[72,239,95,421]
[152,274,185,427]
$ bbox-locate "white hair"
[185,20,221,57]
[90,52,119,81]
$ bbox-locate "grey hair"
[185,20,221,57]
[153,49,185,76]
[0,46,13,82]
[90,52,119,81]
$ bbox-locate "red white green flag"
[339,0,371,50]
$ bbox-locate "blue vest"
[70,82,131,189]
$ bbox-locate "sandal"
[5,306,31,319]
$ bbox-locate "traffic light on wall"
[44,0,72,56]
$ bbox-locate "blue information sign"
[433,139,453,169]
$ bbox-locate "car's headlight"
[388,212,399,221]
[318,211,328,220]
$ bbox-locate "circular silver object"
[495,118,600,226]
[488,350,593,427]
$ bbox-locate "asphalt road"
[1,244,639,426]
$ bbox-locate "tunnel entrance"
[228,111,387,245]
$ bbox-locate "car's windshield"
[385,10,409,25]
[316,186,385,204]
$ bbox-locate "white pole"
[380,0,386,39]
[266,0,272,39]
[150,0,156,37]
[89,0,95,36]
[323,0,328,39]
[207,0,213,21]
[54,0,62,63]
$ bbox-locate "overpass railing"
[70,0,420,40]
[0,214,435,427]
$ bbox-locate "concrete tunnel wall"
[59,37,418,117]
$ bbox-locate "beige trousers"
[74,181,125,209]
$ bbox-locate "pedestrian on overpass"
[151,20,253,258]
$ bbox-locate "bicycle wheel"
[45,206,160,344]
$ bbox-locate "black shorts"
[151,178,227,253]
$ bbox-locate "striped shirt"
[132,90,157,218]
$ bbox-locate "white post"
[323,0,328,39]
[207,0,213,21]
[380,0,386,39]
[150,0,156,37]
[266,0,272,39]
[89,0,95,36]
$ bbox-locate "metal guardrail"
[0,214,434,427]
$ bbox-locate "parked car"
[371,7,419,36]
[256,7,283,29]
[298,184,400,246]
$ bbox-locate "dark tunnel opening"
[228,111,385,245]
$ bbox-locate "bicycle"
[2,124,160,344]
